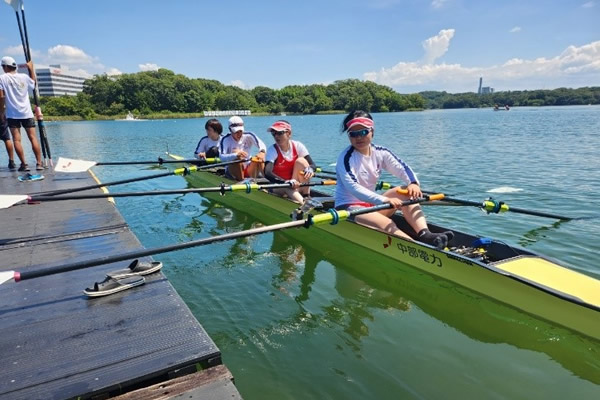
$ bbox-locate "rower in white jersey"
[335,110,453,248]
[194,118,222,159]
[219,115,266,181]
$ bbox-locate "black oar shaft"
[16,196,436,282]
[28,181,336,202]
[17,219,307,281]
[501,205,572,220]
[19,6,52,162]
[442,196,572,221]
[96,159,206,166]
[32,159,248,197]
[34,170,177,197]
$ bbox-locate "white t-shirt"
[0,72,35,119]
[194,136,221,156]
[335,144,419,207]
[265,140,309,163]
[219,131,266,166]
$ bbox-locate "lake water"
[42,106,600,399]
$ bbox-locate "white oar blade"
[487,186,524,193]
[0,271,15,285]
[4,0,20,12]
[54,157,97,173]
[0,194,28,209]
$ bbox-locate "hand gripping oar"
[17,180,337,205]
[0,193,441,286]
[33,158,250,197]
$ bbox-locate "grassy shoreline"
[43,109,428,122]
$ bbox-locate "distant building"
[203,110,251,117]
[18,64,88,97]
[477,77,494,94]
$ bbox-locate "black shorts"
[0,119,10,141]
[7,118,36,129]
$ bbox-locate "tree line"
[420,87,600,109]
[39,69,425,119]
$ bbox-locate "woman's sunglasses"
[271,130,287,136]
[348,128,371,138]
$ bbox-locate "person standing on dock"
[219,115,266,181]
[335,110,453,248]
[264,120,316,204]
[0,56,42,171]
[194,118,222,159]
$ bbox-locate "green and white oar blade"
[0,194,28,209]
[0,271,15,285]
[54,157,97,173]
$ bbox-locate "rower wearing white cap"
[219,115,266,181]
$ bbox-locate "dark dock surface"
[0,167,239,399]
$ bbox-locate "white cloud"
[48,45,95,65]
[422,29,455,64]
[230,79,247,89]
[509,26,522,33]
[364,39,600,92]
[106,67,122,76]
[3,45,42,59]
[66,68,93,79]
[139,63,159,71]
[431,0,449,9]
[582,1,594,8]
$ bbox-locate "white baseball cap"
[228,116,244,132]
[1,56,17,68]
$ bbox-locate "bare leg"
[292,158,310,197]
[245,160,264,179]
[354,212,413,240]
[381,188,453,247]
[9,128,27,164]
[382,188,428,234]
[24,126,42,165]
[3,139,14,160]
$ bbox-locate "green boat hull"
[176,162,600,342]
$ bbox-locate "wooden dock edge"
[111,365,242,400]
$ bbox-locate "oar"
[13,180,337,205]
[0,194,440,285]
[54,156,221,172]
[32,158,250,197]
[5,0,52,166]
[437,196,576,220]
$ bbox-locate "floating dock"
[0,167,241,399]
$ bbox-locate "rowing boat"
[167,153,600,341]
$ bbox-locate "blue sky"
[0,0,598,93]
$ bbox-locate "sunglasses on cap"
[230,123,243,128]
[270,129,287,136]
[347,128,371,138]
